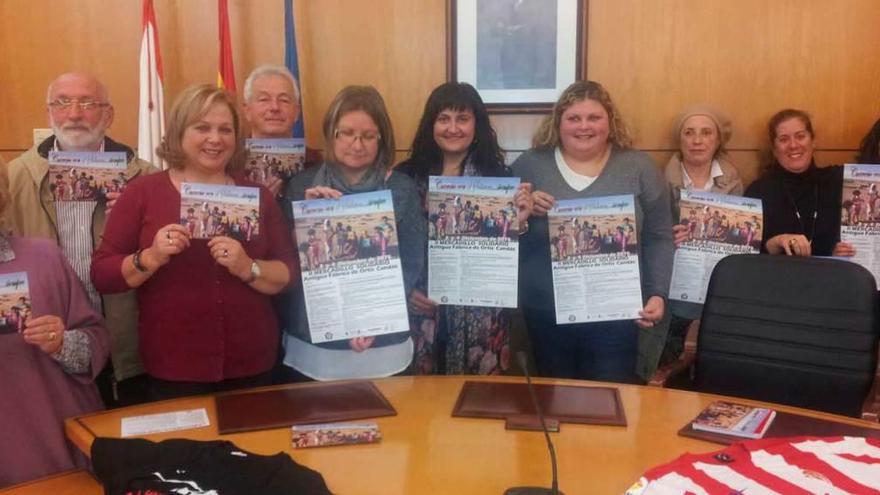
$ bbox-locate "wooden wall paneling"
[587,0,880,182]
[0,0,141,152]
[2,0,879,183]
[295,0,447,154]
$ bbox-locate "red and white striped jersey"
[625,436,880,494]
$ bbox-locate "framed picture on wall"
[447,0,587,113]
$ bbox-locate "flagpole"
[285,0,305,138]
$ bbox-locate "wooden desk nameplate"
[679,410,880,445]
[452,381,627,426]
[215,380,396,434]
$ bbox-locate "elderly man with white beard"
[4,72,156,407]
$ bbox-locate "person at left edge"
[0,164,110,488]
[280,85,427,381]
[91,84,298,400]
[5,72,155,407]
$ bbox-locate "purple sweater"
[0,237,109,487]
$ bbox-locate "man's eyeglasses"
[47,99,110,112]
[334,128,380,145]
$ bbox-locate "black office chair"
[652,254,880,420]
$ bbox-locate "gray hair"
[243,64,300,102]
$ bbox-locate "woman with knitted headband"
[661,105,744,365]
[665,106,743,207]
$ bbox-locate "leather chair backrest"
[694,254,879,417]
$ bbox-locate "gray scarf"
[311,162,388,194]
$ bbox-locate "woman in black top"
[745,109,852,257]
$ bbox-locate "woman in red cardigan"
[92,85,298,400]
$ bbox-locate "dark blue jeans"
[523,310,640,384]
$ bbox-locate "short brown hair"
[768,108,814,143]
[532,80,632,150]
[762,109,815,174]
[322,86,395,171]
[157,84,245,171]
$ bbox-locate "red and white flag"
[138,0,165,168]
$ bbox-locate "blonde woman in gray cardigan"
[512,81,674,383]
[662,105,744,365]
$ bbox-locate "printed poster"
[841,163,880,281]
[0,272,30,335]
[669,190,763,303]
[48,151,128,201]
[548,195,642,324]
[291,190,409,343]
[180,182,261,241]
[245,138,306,186]
[427,176,519,307]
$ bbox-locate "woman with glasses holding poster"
[512,81,674,383]
[280,85,427,381]
[92,85,297,400]
[396,82,533,375]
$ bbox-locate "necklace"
[782,179,819,243]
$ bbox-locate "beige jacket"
[5,136,157,381]
[665,153,744,196]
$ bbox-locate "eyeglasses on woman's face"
[334,127,381,146]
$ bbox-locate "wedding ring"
[223,249,229,258]
[168,238,173,245]
[789,238,797,246]
[48,331,56,341]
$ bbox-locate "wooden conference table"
[7,375,880,494]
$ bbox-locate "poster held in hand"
[840,164,880,281]
[548,195,642,324]
[669,190,763,304]
[48,151,128,202]
[427,176,520,308]
[291,190,409,343]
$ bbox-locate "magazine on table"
[548,195,642,324]
[691,400,776,439]
[291,190,409,343]
[427,175,520,308]
[291,422,381,448]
